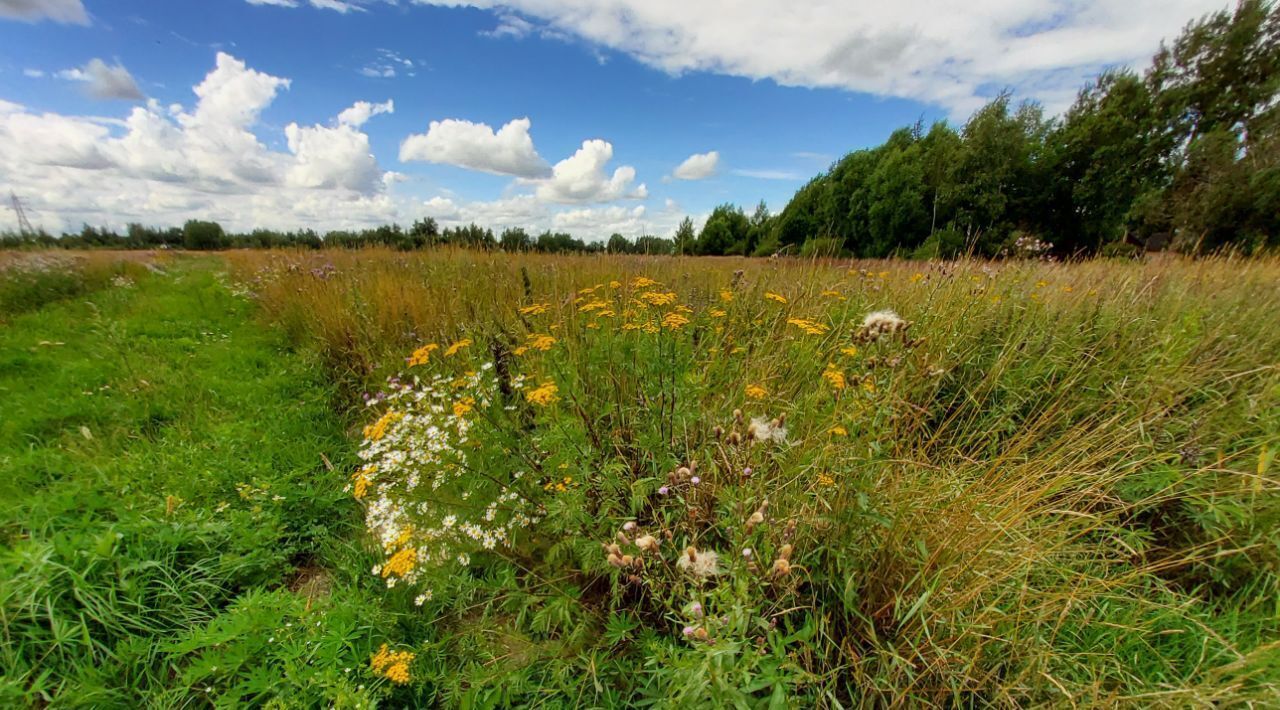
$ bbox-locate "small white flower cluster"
[1009,234,1054,259]
[355,362,541,596]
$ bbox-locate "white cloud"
[672,150,718,180]
[246,0,366,10]
[533,139,646,203]
[57,59,145,100]
[359,49,415,78]
[23,68,45,78]
[0,0,87,24]
[337,99,394,127]
[400,117,550,178]
[246,0,299,6]
[410,0,1228,116]
[0,52,404,233]
[732,168,803,180]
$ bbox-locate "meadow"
[1,248,1277,707]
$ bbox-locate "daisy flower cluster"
[353,363,541,601]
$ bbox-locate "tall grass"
[228,248,1279,705]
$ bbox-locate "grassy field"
[1,250,1278,707]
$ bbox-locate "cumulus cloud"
[57,59,145,100]
[337,99,394,127]
[534,139,646,203]
[0,0,87,24]
[400,117,550,178]
[247,0,366,11]
[359,48,415,78]
[0,52,403,232]
[672,150,718,180]
[410,0,1227,115]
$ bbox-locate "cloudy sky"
[0,0,1230,238]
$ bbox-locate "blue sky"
[0,0,1229,238]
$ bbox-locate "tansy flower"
[719,289,734,303]
[407,343,439,366]
[370,644,415,685]
[579,299,611,312]
[764,291,787,304]
[787,317,830,335]
[382,548,417,578]
[631,276,659,288]
[363,411,404,442]
[512,346,529,356]
[709,307,727,318]
[444,338,472,357]
[609,280,622,288]
[661,312,690,330]
[817,472,835,487]
[526,381,559,406]
[910,273,925,283]
[840,345,858,357]
[526,333,556,351]
[745,384,767,399]
[519,303,550,315]
[821,289,846,300]
[639,291,678,306]
[352,465,375,499]
[452,397,475,418]
[822,364,846,390]
[828,425,847,437]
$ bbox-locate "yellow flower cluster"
[408,343,439,366]
[745,384,768,400]
[639,291,678,307]
[370,644,415,685]
[526,381,559,406]
[817,472,835,487]
[519,303,550,315]
[352,465,375,500]
[764,291,787,304]
[661,312,690,330]
[452,396,475,418]
[382,547,417,578]
[444,338,471,357]
[527,333,556,351]
[787,317,829,335]
[822,363,846,391]
[631,276,659,288]
[363,410,404,442]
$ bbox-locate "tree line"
[4,2,1275,258]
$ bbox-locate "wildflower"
[631,276,659,288]
[677,547,721,580]
[414,591,433,606]
[690,602,703,617]
[610,280,622,288]
[690,475,701,485]
[658,485,670,495]
[370,644,415,685]
[444,338,472,357]
[748,416,788,444]
[745,384,767,400]
[764,291,787,304]
[352,465,375,500]
[512,346,529,356]
[452,397,475,418]
[622,521,637,532]
[820,289,845,300]
[682,626,695,636]
[742,548,753,559]
[709,307,727,318]
[742,467,753,478]
[526,381,559,406]
[526,333,556,351]
[719,289,734,303]
[635,534,659,553]
[640,291,678,306]
[857,309,908,341]
[817,472,835,487]
[840,345,858,357]
[407,343,439,366]
[787,317,830,335]
[579,299,611,312]
[829,425,847,437]
[382,548,417,578]
[519,303,550,315]
[661,312,690,330]
[822,364,847,391]
[363,411,404,442]
[910,273,924,283]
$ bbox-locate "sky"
[0,0,1232,239]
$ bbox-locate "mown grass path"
[0,258,393,706]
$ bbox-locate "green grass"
[0,258,415,707]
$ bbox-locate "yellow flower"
[352,465,375,499]
[745,384,767,399]
[820,289,846,300]
[407,343,439,366]
[444,338,472,357]
[452,397,475,418]
[579,298,611,312]
[719,289,734,303]
[661,312,690,330]
[512,346,529,356]
[639,291,678,306]
[527,333,556,351]
[862,379,877,394]
[609,280,622,289]
[828,425,847,437]
[382,548,417,578]
[840,345,858,357]
[631,276,659,288]
[709,307,727,318]
[910,273,924,283]
[363,411,404,442]
[787,317,830,335]
[526,381,559,406]
[822,364,847,391]
[764,291,787,304]
[519,303,550,315]
[371,644,416,685]
[817,472,835,487]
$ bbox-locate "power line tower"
[9,192,35,236]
